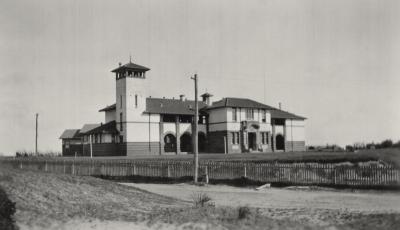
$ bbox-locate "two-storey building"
[60,61,306,156]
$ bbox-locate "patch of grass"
[190,192,212,207]
[238,206,251,220]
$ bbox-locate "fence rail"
[2,158,399,187]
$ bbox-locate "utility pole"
[191,74,199,183]
[90,134,93,158]
[35,113,38,155]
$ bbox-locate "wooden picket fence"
[2,158,400,187]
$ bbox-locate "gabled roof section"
[85,121,119,135]
[99,104,116,112]
[270,109,306,120]
[59,129,80,139]
[206,97,275,110]
[145,98,208,115]
[79,123,101,135]
[111,62,150,73]
[206,97,306,120]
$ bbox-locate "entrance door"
[248,132,257,151]
[276,134,285,150]
[180,133,192,153]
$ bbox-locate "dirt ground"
[1,163,400,229]
[122,183,400,212]
[123,183,400,227]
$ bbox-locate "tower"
[111,61,150,143]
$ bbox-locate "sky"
[0,0,399,155]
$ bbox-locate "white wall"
[208,108,228,123]
[285,119,305,142]
[163,123,176,135]
[125,122,160,142]
[179,123,191,134]
[275,125,284,135]
[105,110,116,123]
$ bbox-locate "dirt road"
[122,183,400,212]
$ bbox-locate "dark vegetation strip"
[0,186,17,230]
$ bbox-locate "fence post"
[167,163,171,178]
[205,166,209,184]
[20,161,23,169]
[333,166,337,185]
[45,161,48,172]
[244,164,247,178]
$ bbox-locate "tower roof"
[111,62,150,73]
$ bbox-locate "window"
[232,108,237,121]
[262,110,266,123]
[120,112,123,131]
[135,94,138,108]
[261,132,269,145]
[163,114,176,122]
[231,132,240,144]
[179,115,192,123]
[245,109,254,120]
[198,115,205,124]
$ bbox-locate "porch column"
[272,124,276,152]
[175,115,181,154]
[159,115,164,155]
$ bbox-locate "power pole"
[35,113,38,155]
[191,74,199,183]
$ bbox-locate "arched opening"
[180,133,192,152]
[276,134,285,150]
[198,132,206,152]
[164,134,176,152]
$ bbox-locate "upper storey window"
[245,109,254,120]
[262,109,267,123]
[232,108,237,121]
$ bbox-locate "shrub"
[0,187,17,230]
[238,206,251,220]
[190,192,212,207]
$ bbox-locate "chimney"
[278,102,282,110]
[179,94,185,101]
[118,62,122,67]
[200,92,213,106]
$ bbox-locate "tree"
[379,139,393,149]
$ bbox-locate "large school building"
[60,61,306,156]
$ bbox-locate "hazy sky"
[0,0,399,155]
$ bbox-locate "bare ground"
[1,163,400,229]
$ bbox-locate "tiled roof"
[99,104,116,112]
[111,62,150,72]
[79,123,101,134]
[85,121,119,134]
[59,129,80,139]
[207,97,275,110]
[145,98,208,115]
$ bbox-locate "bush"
[238,206,251,220]
[190,192,212,207]
[0,187,17,230]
